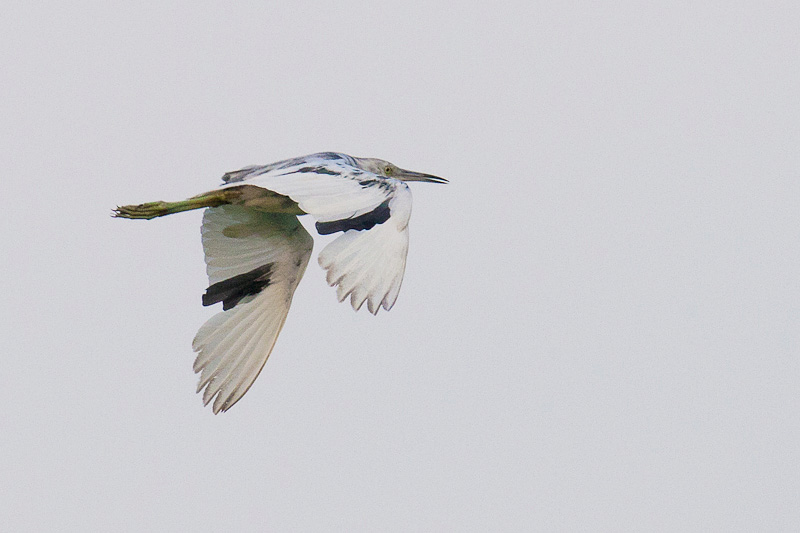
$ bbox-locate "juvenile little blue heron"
[114,152,446,413]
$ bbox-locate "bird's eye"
[385,166,393,175]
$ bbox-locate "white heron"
[114,152,447,413]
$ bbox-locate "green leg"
[113,189,235,220]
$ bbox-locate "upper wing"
[192,205,312,413]
[221,153,394,223]
[220,154,413,314]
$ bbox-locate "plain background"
[1,1,798,531]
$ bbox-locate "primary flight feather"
[114,152,446,413]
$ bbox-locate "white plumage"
[192,207,312,413]
[318,184,412,314]
[114,152,446,413]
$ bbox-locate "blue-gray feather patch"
[202,263,274,310]
[315,199,391,235]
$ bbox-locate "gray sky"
[2,1,798,531]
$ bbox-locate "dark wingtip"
[202,263,274,310]
[315,199,392,235]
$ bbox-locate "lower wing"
[192,205,313,413]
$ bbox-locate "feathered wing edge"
[317,185,412,315]
[191,287,296,413]
[191,206,312,413]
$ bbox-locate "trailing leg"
[113,189,238,220]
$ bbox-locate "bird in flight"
[114,152,447,413]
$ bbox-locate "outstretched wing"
[317,185,411,314]
[192,205,313,413]
[219,153,413,314]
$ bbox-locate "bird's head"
[355,157,448,184]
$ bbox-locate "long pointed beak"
[398,169,448,184]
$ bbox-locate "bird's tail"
[112,189,238,220]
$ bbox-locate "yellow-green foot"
[113,201,176,219]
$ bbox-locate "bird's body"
[115,152,445,413]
